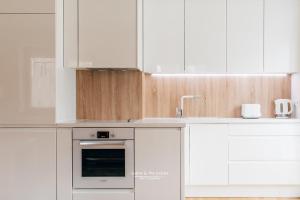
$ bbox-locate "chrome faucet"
[176,95,201,118]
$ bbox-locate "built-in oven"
[73,128,134,189]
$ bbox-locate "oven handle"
[79,141,126,148]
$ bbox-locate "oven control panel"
[97,131,110,139]
[73,128,134,140]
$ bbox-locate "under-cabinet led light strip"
[151,73,288,77]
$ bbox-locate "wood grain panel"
[144,75,291,118]
[77,70,144,120]
[77,71,291,120]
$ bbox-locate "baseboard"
[185,185,300,197]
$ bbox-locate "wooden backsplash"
[144,75,291,118]
[77,70,144,120]
[77,70,291,120]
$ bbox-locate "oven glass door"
[73,140,134,189]
[82,148,125,177]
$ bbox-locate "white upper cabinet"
[185,0,226,74]
[227,0,264,73]
[0,0,54,13]
[143,0,184,74]
[264,0,300,73]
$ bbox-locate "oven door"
[73,140,134,189]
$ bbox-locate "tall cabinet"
[0,0,55,124]
[0,0,76,125]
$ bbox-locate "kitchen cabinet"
[0,14,55,124]
[189,124,228,185]
[264,0,300,73]
[143,0,184,73]
[77,0,141,69]
[185,0,226,74]
[230,162,300,185]
[0,128,56,200]
[0,0,54,13]
[229,124,300,185]
[57,128,73,200]
[64,0,142,69]
[227,0,263,73]
[135,128,183,200]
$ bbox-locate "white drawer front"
[229,162,300,185]
[229,136,300,161]
[229,124,300,136]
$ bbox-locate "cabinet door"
[264,0,300,73]
[135,128,182,200]
[185,0,226,74]
[190,124,228,185]
[143,0,184,73]
[227,0,263,73]
[0,14,55,124]
[0,0,54,13]
[0,128,56,200]
[78,0,137,69]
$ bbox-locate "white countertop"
[1,117,300,128]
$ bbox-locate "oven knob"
[110,133,115,138]
[90,134,96,137]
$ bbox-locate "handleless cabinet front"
[0,0,54,13]
[264,0,300,73]
[0,14,55,124]
[143,0,184,73]
[135,128,182,200]
[185,0,226,74]
[78,0,138,69]
[227,0,264,73]
[0,128,56,200]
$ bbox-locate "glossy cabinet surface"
[0,128,56,200]
[0,14,55,124]
[143,0,184,73]
[227,0,264,73]
[189,124,228,185]
[185,0,226,74]
[264,0,300,73]
[229,124,300,185]
[0,0,54,13]
[135,128,182,200]
[78,0,138,69]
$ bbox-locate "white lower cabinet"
[228,124,300,186]
[229,162,300,185]
[189,124,228,185]
[135,128,182,200]
[186,123,300,197]
[0,128,56,200]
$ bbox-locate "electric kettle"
[274,99,293,118]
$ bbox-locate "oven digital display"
[82,149,126,177]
